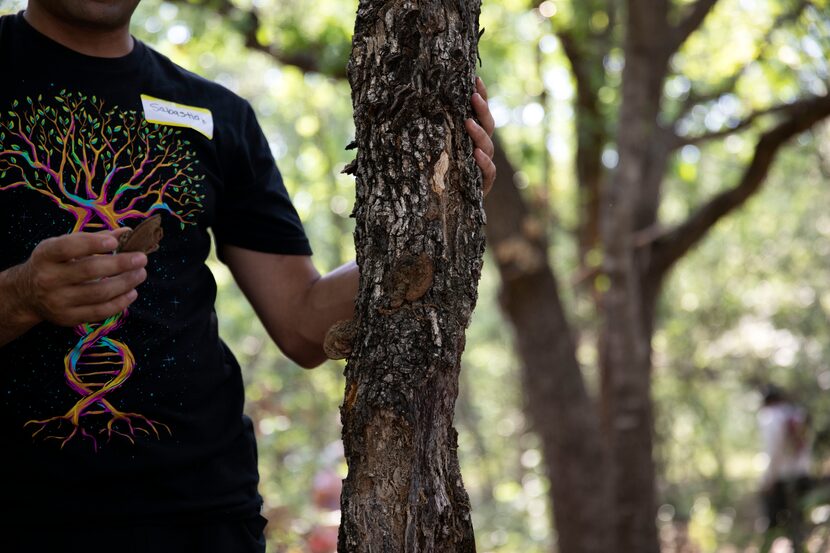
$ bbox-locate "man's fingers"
[476,76,489,102]
[111,227,132,239]
[68,290,140,324]
[65,269,147,307]
[474,148,496,196]
[465,118,495,159]
[64,252,147,284]
[471,93,495,137]
[35,232,119,262]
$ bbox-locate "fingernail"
[131,253,147,268]
[127,290,138,301]
[102,237,118,250]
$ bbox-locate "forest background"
[1,0,829,551]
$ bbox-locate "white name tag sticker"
[141,94,214,139]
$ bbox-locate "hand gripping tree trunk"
[338,1,484,551]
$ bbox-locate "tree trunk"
[573,77,606,271]
[486,142,614,553]
[598,2,670,551]
[339,1,484,551]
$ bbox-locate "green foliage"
[656,136,830,547]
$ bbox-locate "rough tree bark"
[337,0,485,551]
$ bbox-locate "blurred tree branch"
[673,0,811,122]
[672,96,820,147]
[539,0,618,269]
[650,92,830,277]
[168,0,347,78]
[667,0,720,56]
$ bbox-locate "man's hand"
[465,76,496,196]
[5,231,147,329]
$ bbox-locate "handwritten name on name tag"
[140,94,214,139]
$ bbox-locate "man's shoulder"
[0,12,17,41]
[0,12,24,68]
[141,42,249,114]
[0,12,16,27]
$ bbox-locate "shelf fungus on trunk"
[324,319,358,361]
[382,252,435,312]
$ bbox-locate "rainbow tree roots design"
[0,92,204,450]
[25,312,171,451]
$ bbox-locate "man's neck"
[23,4,134,58]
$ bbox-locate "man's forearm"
[0,265,39,347]
[300,260,359,349]
[219,247,359,368]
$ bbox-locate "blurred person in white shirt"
[758,385,813,552]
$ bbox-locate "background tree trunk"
[486,142,615,553]
[339,0,485,551]
[598,2,670,550]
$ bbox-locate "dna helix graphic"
[25,310,170,451]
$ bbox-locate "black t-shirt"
[0,13,311,524]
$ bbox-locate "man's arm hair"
[220,245,358,369]
[0,265,41,347]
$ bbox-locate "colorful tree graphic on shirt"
[0,91,204,230]
[0,91,205,450]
